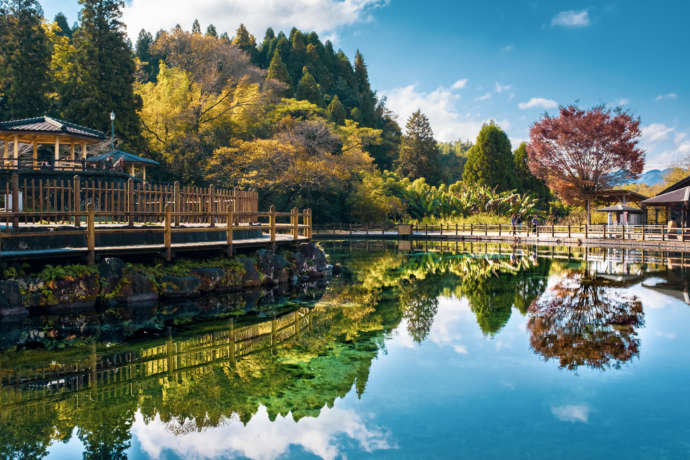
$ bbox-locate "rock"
[191,267,226,292]
[99,257,126,292]
[160,275,201,298]
[240,258,262,288]
[256,249,288,284]
[0,280,23,309]
[105,270,158,306]
[293,243,329,278]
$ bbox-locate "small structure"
[641,176,690,227]
[87,150,159,182]
[0,116,106,169]
[596,204,644,225]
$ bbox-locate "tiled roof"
[641,186,690,205]
[596,204,644,213]
[0,116,106,139]
[87,150,159,166]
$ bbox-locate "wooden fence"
[314,222,690,243]
[0,172,258,227]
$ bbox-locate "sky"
[40,0,690,171]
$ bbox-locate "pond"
[1,240,690,459]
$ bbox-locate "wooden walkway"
[314,223,690,251]
[0,206,313,263]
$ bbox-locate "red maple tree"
[527,105,644,223]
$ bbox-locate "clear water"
[2,241,690,459]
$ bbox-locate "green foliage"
[463,122,516,192]
[395,110,442,186]
[296,69,323,106]
[327,94,346,125]
[266,49,290,86]
[514,142,550,204]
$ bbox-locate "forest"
[0,0,651,224]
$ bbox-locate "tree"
[64,0,142,147]
[205,24,217,37]
[514,142,550,204]
[395,110,442,185]
[134,28,157,83]
[528,105,644,224]
[353,50,376,125]
[462,122,516,191]
[327,95,346,125]
[266,49,290,86]
[54,12,72,37]
[296,69,323,106]
[2,0,51,119]
[191,19,201,34]
[233,24,257,61]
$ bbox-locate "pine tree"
[353,50,376,125]
[514,142,550,204]
[296,69,323,106]
[2,0,51,119]
[65,0,142,147]
[266,49,290,86]
[54,12,72,38]
[462,122,516,191]
[233,24,257,61]
[327,95,346,125]
[205,24,217,37]
[395,110,442,185]
[135,28,157,82]
[191,19,201,34]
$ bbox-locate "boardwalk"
[314,223,690,250]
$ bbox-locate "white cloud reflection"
[132,404,396,460]
[551,404,590,423]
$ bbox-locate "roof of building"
[86,150,159,166]
[596,204,644,213]
[593,189,648,203]
[641,186,690,206]
[0,116,106,140]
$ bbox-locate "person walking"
[531,215,539,237]
[511,214,517,236]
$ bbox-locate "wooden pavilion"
[0,116,106,170]
[87,150,159,182]
[641,176,690,227]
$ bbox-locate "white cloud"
[551,404,590,423]
[518,97,558,110]
[617,98,630,106]
[501,44,515,53]
[383,84,504,142]
[495,82,512,93]
[132,405,396,460]
[674,132,687,144]
[451,78,468,90]
[476,92,492,101]
[551,10,590,28]
[122,0,388,40]
[656,93,678,101]
[642,123,674,143]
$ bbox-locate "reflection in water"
[527,269,645,370]
[1,242,690,458]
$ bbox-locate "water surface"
[2,241,690,459]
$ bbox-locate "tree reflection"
[399,278,439,343]
[527,270,645,370]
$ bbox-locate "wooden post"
[226,208,234,256]
[470,224,473,236]
[585,224,588,239]
[73,175,81,228]
[425,224,428,238]
[208,185,215,227]
[173,181,180,226]
[32,141,38,169]
[54,138,60,168]
[498,224,502,237]
[269,205,276,250]
[622,224,625,240]
[3,137,8,166]
[87,204,95,265]
[292,208,299,239]
[81,143,87,160]
[13,135,18,166]
[662,226,666,241]
[551,224,555,238]
[164,204,172,261]
[307,209,312,238]
[127,178,134,227]
[568,224,571,239]
[10,172,20,229]
[456,223,458,236]
[642,224,646,241]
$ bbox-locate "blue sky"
[40,0,690,171]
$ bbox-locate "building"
[641,175,690,227]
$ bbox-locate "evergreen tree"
[514,142,550,204]
[54,12,72,38]
[65,0,142,147]
[2,0,51,119]
[353,50,376,125]
[266,49,290,86]
[233,24,257,61]
[205,24,217,37]
[219,31,230,43]
[327,95,346,125]
[296,69,323,106]
[135,28,157,83]
[462,123,516,191]
[395,110,442,185]
[191,19,201,34]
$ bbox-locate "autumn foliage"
[527,105,644,213]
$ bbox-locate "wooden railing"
[0,205,312,263]
[0,172,258,227]
[314,223,690,243]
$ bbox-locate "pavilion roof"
[596,204,644,213]
[87,150,159,166]
[641,186,690,206]
[0,116,106,142]
[594,189,648,203]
